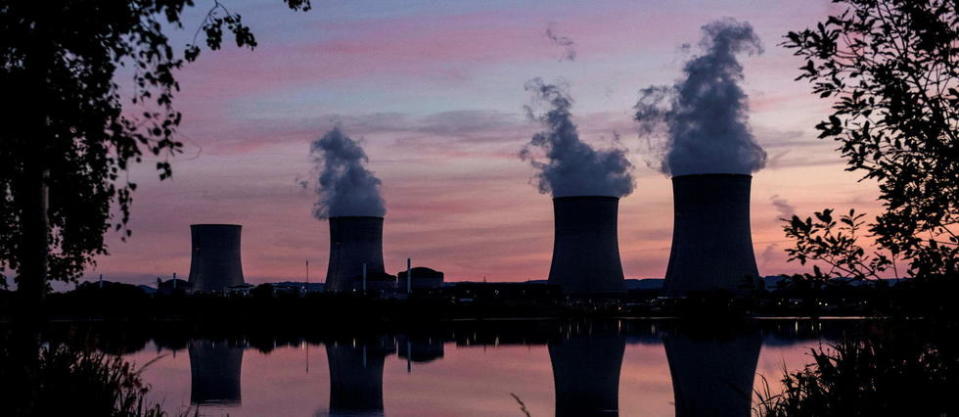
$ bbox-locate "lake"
[113,319,858,417]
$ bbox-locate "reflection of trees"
[0,335,178,416]
[758,321,959,417]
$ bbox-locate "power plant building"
[188,340,244,406]
[188,224,245,293]
[664,174,760,295]
[326,216,394,292]
[396,267,444,291]
[547,196,626,295]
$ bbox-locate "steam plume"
[546,23,576,62]
[520,78,635,198]
[634,18,766,176]
[770,194,795,219]
[310,127,386,218]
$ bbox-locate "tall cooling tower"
[189,340,244,406]
[549,323,625,417]
[326,216,387,292]
[188,224,245,292]
[663,329,762,417]
[664,174,760,295]
[548,197,625,295]
[326,338,394,416]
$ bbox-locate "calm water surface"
[118,320,852,417]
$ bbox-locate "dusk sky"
[87,0,881,286]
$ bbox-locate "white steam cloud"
[634,18,766,176]
[520,78,635,198]
[310,127,386,218]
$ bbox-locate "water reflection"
[326,337,394,417]
[99,319,859,417]
[188,340,244,406]
[549,322,624,417]
[664,327,762,417]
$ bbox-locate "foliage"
[0,340,191,417]
[756,321,959,417]
[0,1,310,292]
[782,208,894,282]
[783,0,959,280]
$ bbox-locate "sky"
[84,0,882,286]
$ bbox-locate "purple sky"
[82,0,881,287]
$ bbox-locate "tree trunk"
[15,163,49,320]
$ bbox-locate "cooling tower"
[326,338,394,416]
[547,197,625,295]
[188,340,243,406]
[663,329,762,417]
[664,174,760,295]
[549,323,625,417]
[326,216,387,292]
[187,224,245,292]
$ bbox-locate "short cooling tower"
[326,338,394,416]
[188,224,245,292]
[549,323,625,417]
[547,197,626,294]
[189,340,243,406]
[664,329,762,417]
[664,174,760,295]
[326,216,387,292]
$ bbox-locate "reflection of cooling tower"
[188,224,245,292]
[664,174,760,295]
[664,330,762,417]
[549,326,625,417]
[326,217,386,293]
[326,340,394,416]
[547,197,625,294]
[189,340,243,406]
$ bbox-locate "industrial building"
[188,340,244,406]
[187,224,245,293]
[664,174,761,295]
[326,216,393,292]
[663,329,762,417]
[326,338,394,416]
[396,266,444,291]
[549,322,625,417]
[547,196,626,295]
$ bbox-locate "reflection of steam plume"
[311,128,386,218]
[326,339,395,417]
[663,329,762,417]
[549,323,625,417]
[189,340,243,406]
[521,78,634,198]
[635,19,766,176]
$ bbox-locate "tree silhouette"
[0,1,311,308]
[783,0,959,280]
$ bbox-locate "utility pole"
[362,263,367,295]
[406,258,412,294]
